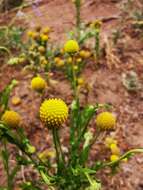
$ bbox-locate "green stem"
[52,128,60,173]
[101,148,143,169]
[71,56,78,99]
[55,130,66,165]
[75,0,81,39]
[3,140,12,190]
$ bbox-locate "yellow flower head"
[96,112,116,130]
[27,31,34,38]
[40,56,48,65]
[110,154,119,162]
[40,98,68,128]
[90,20,102,29]
[31,76,46,92]
[31,32,40,40]
[76,58,82,63]
[54,57,61,64]
[77,78,84,86]
[38,46,46,54]
[56,60,65,67]
[105,137,117,148]
[11,96,21,106]
[40,34,49,42]
[64,40,79,53]
[79,50,91,59]
[110,143,120,155]
[1,110,21,128]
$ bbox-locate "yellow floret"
[40,98,68,128]
[90,20,102,29]
[40,34,49,42]
[38,46,46,54]
[79,50,91,59]
[11,96,21,106]
[110,154,119,162]
[56,60,65,67]
[31,76,46,92]
[1,110,21,128]
[27,31,34,37]
[77,78,84,85]
[110,143,120,155]
[64,40,79,53]
[105,137,117,148]
[96,112,116,130]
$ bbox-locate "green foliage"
[0,79,18,115]
[0,26,24,51]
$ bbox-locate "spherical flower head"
[110,154,119,162]
[40,34,49,42]
[64,40,79,53]
[40,98,68,128]
[105,137,117,148]
[96,112,116,130]
[1,110,21,128]
[31,76,46,93]
[38,46,46,54]
[90,20,102,29]
[110,143,120,155]
[79,50,91,59]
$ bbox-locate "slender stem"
[101,148,143,169]
[55,129,66,165]
[3,140,12,190]
[71,56,78,99]
[52,128,60,173]
[75,0,81,39]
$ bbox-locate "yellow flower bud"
[110,154,119,162]
[31,76,46,92]
[96,112,116,130]
[110,143,120,155]
[1,110,21,128]
[11,96,21,106]
[77,78,84,85]
[105,137,117,148]
[40,34,49,42]
[38,46,46,54]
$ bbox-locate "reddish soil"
[0,0,143,190]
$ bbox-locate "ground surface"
[0,0,143,190]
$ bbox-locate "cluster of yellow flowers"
[105,137,127,162]
[27,26,51,68]
[27,26,50,43]
[54,40,91,72]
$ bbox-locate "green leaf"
[0,79,18,113]
[10,165,20,182]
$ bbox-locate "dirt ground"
[0,0,143,190]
